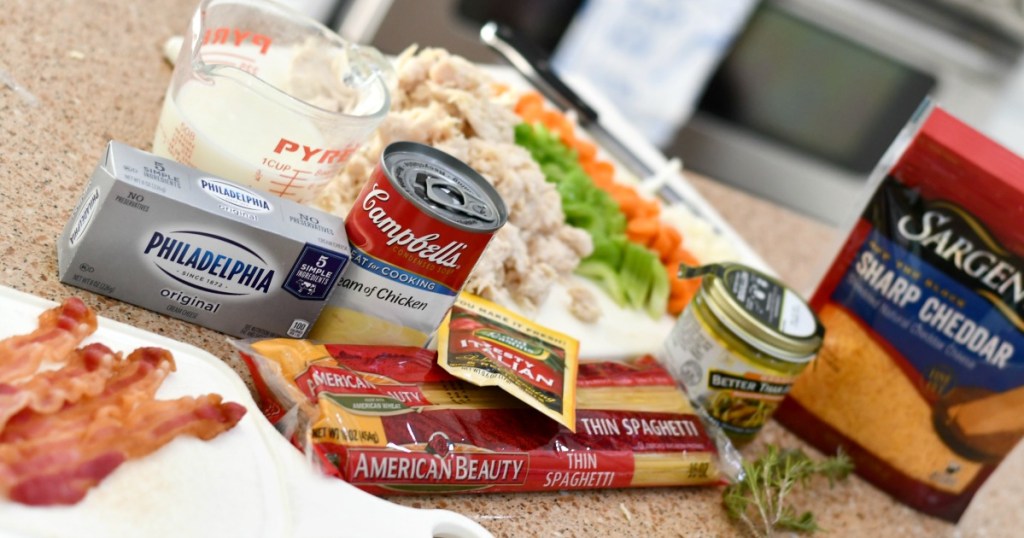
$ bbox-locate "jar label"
[725,268,817,338]
[780,288,818,337]
[661,305,799,438]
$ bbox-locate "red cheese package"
[235,338,737,494]
[775,104,1024,521]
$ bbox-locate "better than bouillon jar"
[660,262,824,445]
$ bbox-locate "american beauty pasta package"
[235,340,730,494]
[776,105,1024,521]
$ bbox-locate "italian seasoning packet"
[436,293,579,431]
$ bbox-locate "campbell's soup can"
[310,142,508,347]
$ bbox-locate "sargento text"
[898,209,1024,306]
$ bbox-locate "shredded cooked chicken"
[287,39,361,113]
[314,47,595,315]
[567,285,602,323]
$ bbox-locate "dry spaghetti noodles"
[235,340,731,493]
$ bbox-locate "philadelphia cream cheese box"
[58,141,350,338]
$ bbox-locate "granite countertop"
[0,1,1020,536]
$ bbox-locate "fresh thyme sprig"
[723,445,854,538]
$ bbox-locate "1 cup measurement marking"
[151,0,391,203]
[200,52,260,74]
[156,52,341,199]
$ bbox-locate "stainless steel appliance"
[669,0,1023,224]
[338,0,1023,224]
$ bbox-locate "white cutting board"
[0,285,491,538]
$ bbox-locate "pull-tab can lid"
[382,142,507,232]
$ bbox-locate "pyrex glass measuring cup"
[153,0,391,204]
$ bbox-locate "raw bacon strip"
[0,296,249,506]
[2,396,245,505]
[0,343,117,430]
[117,394,247,457]
[0,347,175,484]
[0,345,245,506]
[0,395,244,471]
[8,452,124,506]
[0,346,174,445]
[0,298,97,383]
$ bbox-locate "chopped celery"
[646,255,670,319]
[575,261,627,307]
[516,121,668,318]
[588,236,626,268]
[620,242,653,309]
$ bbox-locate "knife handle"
[480,21,599,124]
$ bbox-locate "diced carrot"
[518,107,543,125]
[588,171,615,190]
[668,295,688,315]
[668,278,701,314]
[667,247,700,268]
[651,226,681,261]
[595,161,616,178]
[635,197,661,219]
[668,273,690,295]
[515,92,544,115]
[664,227,683,251]
[542,110,574,138]
[570,138,598,161]
[610,188,642,219]
[582,160,615,186]
[626,216,660,246]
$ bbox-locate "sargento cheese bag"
[775,104,1024,522]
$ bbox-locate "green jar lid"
[691,262,824,362]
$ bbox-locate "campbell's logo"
[202,27,272,54]
[143,230,275,295]
[199,178,272,214]
[897,202,1024,314]
[361,184,467,269]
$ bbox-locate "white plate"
[159,39,768,361]
[479,68,770,360]
[478,64,772,360]
[0,286,491,538]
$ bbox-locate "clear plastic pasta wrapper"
[233,339,741,494]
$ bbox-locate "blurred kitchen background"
[291,0,1024,225]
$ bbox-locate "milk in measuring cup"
[153,77,334,203]
[153,24,389,204]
